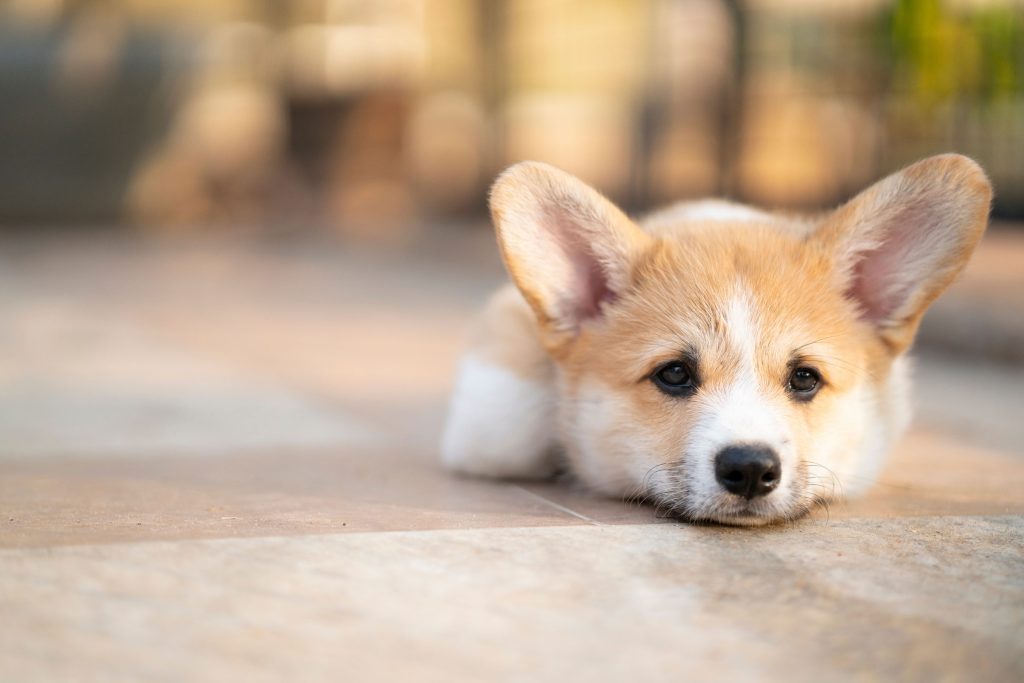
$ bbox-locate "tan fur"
[469,285,552,383]
[490,162,652,352]
[445,156,991,524]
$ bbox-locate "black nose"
[714,445,781,499]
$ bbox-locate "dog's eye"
[788,366,821,399]
[652,362,696,397]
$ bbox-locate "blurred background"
[3,4,1024,676]
[0,0,1021,239]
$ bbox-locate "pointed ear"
[489,161,650,347]
[814,154,992,353]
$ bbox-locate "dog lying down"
[441,154,991,525]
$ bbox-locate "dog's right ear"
[812,154,991,353]
[489,162,650,349]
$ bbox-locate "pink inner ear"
[569,243,615,319]
[847,202,935,325]
[850,242,906,323]
[550,208,617,322]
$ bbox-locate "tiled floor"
[1,232,1023,681]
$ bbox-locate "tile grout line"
[512,486,606,527]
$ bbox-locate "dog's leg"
[441,285,559,478]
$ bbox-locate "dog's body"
[442,156,991,525]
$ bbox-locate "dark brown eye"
[653,362,696,397]
[788,366,821,399]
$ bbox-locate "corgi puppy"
[441,155,991,525]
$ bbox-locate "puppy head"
[491,157,991,525]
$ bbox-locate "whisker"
[805,461,845,499]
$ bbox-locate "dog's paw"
[440,354,557,478]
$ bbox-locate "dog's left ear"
[814,154,991,353]
[489,161,651,350]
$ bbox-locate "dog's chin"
[678,494,810,527]
[706,511,776,527]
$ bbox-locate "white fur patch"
[805,356,911,498]
[725,291,757,369]
[571,377,660,498]
[440,354,557,478]
[839,355,911,494]
[643,201,775,234]
[685,291,795,507]
[675,200,775,223]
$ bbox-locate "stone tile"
[823,430,1024,519]
[2,233,1023,682]
[0,447,597,548]
[0,298,378,459]
[515,479,671,526]
[6,424,1022,549]
[1,518,1021,682]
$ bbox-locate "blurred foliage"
[883,0,1023,105]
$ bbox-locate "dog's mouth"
[664,492,814,527]
[705,507,791,527]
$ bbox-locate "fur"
[442,155,991,525]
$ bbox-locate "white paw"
[440,354,557,478]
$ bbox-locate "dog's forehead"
[636,228,836,319]
[603,226,861,379]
